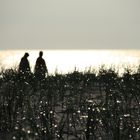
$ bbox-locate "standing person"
[34,51,48,80]
[18,52,31,80]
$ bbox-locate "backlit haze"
[1,1,140,74]
[0,50,140,75]
[0,0,140,50]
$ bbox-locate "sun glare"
[0,50,140,74]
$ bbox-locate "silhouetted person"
[34,51,48,80]
[18,52,31,80]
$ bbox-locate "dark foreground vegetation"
[0,67,140,140]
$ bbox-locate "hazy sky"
[0,0,140,50]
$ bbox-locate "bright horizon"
[0,50,140,75]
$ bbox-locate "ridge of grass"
[0,66,140,140]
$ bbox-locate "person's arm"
[34,59,38,73]
[44,60,48,74]
[27,61,31,72]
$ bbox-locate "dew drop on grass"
[27,130,31,134]
[12,136,16,139]
[117,100,121,103]
[97,108,100,112]
[14,126,18,130]
[136,127,140,132]
[77,110,80,113]
[35,132,38,136]
[102,108,106,111]
[69,123,72,127]
[124,114,130,117]
[73,113,76,115]
[50,110,53,114]
[22,117,26,120]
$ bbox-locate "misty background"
[0,0,140,50]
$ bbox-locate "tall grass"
[0,66,140,140]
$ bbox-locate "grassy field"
[0,67,140,140]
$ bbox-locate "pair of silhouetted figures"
[18,51,48,81]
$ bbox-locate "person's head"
[39,51,43,57]
[24,52,29,58]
